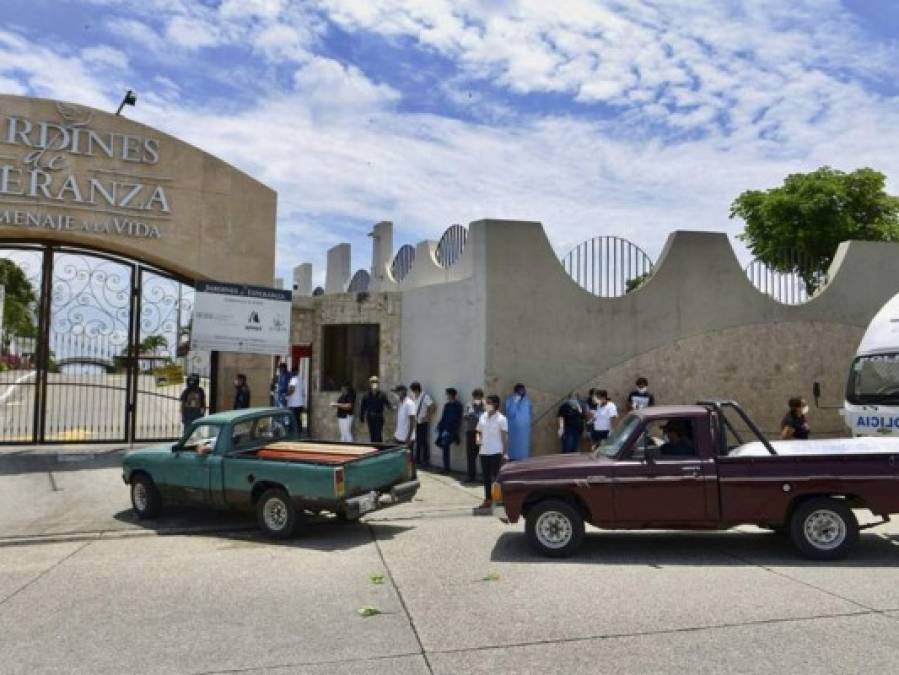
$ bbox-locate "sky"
[1,0,898,285]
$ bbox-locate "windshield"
[595,413,642,458]
[847,353,899,405]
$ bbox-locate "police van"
[842,292,899,437]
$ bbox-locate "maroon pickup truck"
[493,401,899,560]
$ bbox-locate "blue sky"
[2,0,898,285]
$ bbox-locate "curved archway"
[435,224,468,269]
[347,269,371,292]
[390,244,416,283]
[561,235,654,297]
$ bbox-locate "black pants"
[289,407,304,434]
[465,430,479,482]
[415,422,430,465]
[367,414,384,443]
[480,454,502,501]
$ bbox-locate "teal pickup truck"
[122,407,419,538]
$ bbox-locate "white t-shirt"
[593,402,618,431]
[477,412,508,455]
[412,392,433,423]
[286,375,305,407]
[395,397,417,442]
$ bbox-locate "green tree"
[731,167,899,292]
[140,334,168,355]
[0,259,37,338]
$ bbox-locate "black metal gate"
[0,243,213,444]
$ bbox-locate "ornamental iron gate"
[0,243,213,444]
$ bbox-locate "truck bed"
[730,437,899,457]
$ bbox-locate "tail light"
[492,482,503,503]
[335,467,345,497]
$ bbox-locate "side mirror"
[812,381,821,407]
[171,443,180,453]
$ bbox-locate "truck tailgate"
[344,449,411,495]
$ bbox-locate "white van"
[841,291,899,437]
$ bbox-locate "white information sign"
[192,281,291,355]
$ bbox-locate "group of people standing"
[556,377,656,453]
[328,379,534,508]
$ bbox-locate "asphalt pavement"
[2,446,899,674]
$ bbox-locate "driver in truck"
[659,419,695,457]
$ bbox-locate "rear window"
[231,413,298,451]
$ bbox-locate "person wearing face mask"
[628,377,655,411]
[781,397,811,440]
[504,383,532,461]
[233,373,251,410]
[591,389,618,444]
[557,392,586,453]
[361,376,390,443]
[463,388,487,483]
[476,394,508,508]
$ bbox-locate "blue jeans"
[561,429,581,453]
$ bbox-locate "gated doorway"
[0,243,215,444]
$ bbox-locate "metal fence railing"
[561,235,654,297]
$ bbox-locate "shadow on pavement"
[0,449,127,476]
[490,530,899,567]
[112,507,413,551]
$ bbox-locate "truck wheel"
[525,499,585,558]
[257,488,297,539]
[130,474,162,519]
[789,497,858,560]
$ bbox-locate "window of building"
[321,324,380,392]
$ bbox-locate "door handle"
[680,465,701,477]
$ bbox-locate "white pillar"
[293,263,312,295]
[368,221,393,291]
[325,243,351,294]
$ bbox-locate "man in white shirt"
[409,381,435,467]
[476,394,508,508]
[393,385,417,448]
[286,365,306,434]
[591,389,618,444]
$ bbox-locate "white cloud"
[81,45,129,70]
[165,16,220,50]
[3,1,899,283]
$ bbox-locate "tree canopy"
[0,259,38,337]
[731,167,899,290]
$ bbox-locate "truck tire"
[525,499,585,558]
[257,488,297,539]
[789,497,858,560]
[130,474,162,519]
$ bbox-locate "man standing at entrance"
[361,376,390,443]
[410,382,435,467]
[505,383,532,461]
[180,374,206,433]
[286,365,306,435]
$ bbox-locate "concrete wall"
[478,220,899,454]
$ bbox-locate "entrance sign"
[192,281,291,355]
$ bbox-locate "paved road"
[2,448,899,673]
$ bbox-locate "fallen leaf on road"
[480,572,500,582]
[357,606,382,617]
[370,574,385,585]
